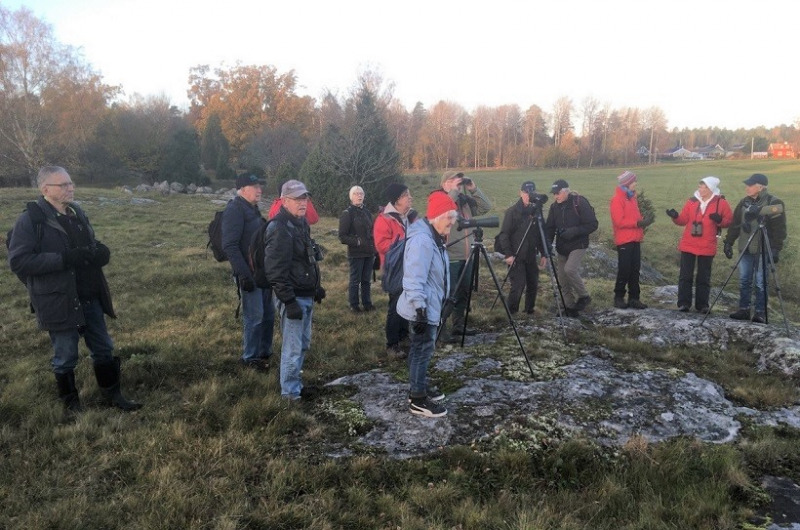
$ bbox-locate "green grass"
[0,161,798,529]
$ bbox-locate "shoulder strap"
[27,201,46,251]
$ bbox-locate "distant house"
[696,144,726,159]
[664,147,698,159]
[768,142,795,158]
[637,145,650,158]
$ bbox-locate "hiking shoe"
[363,305,376,312]
[627,299,648,310]
[408,386,445,403]
[575,295,592,311]
[696,306,710,314]
[452,326,478,336]
[751,313,766,324]
[729,309,750,321]
[239,358,270,373]
[300,385,320,400]
[564,307,580,318]
[386,344,407,360]
[409,396,447,418]
[678,305,690,312]
[350,306,362,313]
[613,297,628,309]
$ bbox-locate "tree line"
[2,6,799,214]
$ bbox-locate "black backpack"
[6,201,46,284]
[381,235,410,296]
[207,210,227,262]
[247,219,272,288]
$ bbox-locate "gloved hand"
[412,307,428,334]
[558,227,578,240]
[637,214,655,228]
[239,276,255,292]
[314,286,326,303]
[772,251,779,264]
[62,247,92,269]
[666,208,679,219]
[88,242,111,267]
[723,242,733,259]
[744,208,759,223]
[709,213,723,224]
[285,300,303,320]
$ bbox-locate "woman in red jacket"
[665,176,733,313]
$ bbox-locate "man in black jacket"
[544,179,599,317]
[264,180,325,400]
[497,181,547,315]
[222,173,274,371]
[7,166,141,413]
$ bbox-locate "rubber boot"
[93,357,142,411]
[55,371,83,412]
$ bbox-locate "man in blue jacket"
[222,173,275,372]
[8,166,141,413]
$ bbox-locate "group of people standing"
[7,165,787,420]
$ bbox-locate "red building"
[768,142,796,158]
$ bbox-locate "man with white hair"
[665,176,733,313]
[723,173,786,323]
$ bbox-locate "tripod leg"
[702,226,759,326]
[759,226,790,334]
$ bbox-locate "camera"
[461,177,473,187]
[457,215,499,231]
[307,239,325,263]
[690,221,703,237]
[529,192,548,206]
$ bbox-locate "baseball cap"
[743,173,768,186]
[235,174,266,189]
[550,179,569,194]
[521,181,536,193]
[280,179,311,198]
[440,170,464,186]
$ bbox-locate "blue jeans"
[49,298,114,374]
[240,284,275,362]
[275,296,313,399]
[408,323,437,397]
[738,253,767,313]
[348,256,374,308]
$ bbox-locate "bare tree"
[551,96,573,147]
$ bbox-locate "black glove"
[412,307,428,334]
[709,213,722,224]
[559,227,578,240]
[285,300,303,320]
[666,208,679,219]
[85,242,110,267]
[637,214,655,228]
[62,247,92,269]
[239,276,255,292]
[772,251,779,264]
[744,209,759,223]
[314,286,326,303]
[723,242,733,259]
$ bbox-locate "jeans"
[385,290,408,347]
[738,253,767,313]
[507,258,539,313]
[49,298,114,374]
[275,296,313,399]
[408,323,437,397]
[557,248,589,308]
[678,252,713,309]
[240,284,275,362]
[614,242,641,301]
[348,256,375,308]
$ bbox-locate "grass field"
[0,159,798,529]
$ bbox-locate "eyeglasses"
[285,196,309,202]
[46,182,75,189]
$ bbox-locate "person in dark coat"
[7,166,141,413]
[544,179,599,317]
[497,181,547,315]
[338,185,376,312]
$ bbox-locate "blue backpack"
[381,236,409,296]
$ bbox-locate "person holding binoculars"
[665,176,733,313]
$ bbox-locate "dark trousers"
[615,242,641,300]
[385,290,409,347]
[507,259,539,313]
[448,260,473,323]
[348,256,375,309]
[678,252,714,310]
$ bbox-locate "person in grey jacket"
[222,173,274,372]
[397,191,457,418]
[7,166,141,413]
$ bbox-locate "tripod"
[491,206,568,340]
[702,217,789,334]
[439,228,535,377]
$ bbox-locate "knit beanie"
[426,191,457,220]
[385,182,409,204]
[700,176,720,196]
[617,170,637,188]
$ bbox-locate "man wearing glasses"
[263,180,325,401]
[7,166,141,414]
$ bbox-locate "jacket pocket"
[30,277,72,327]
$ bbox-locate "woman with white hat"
[665,176,733,313]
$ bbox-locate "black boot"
[55,371,83,412]
[93,357,142,411]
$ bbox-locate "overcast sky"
[8,0,800,130]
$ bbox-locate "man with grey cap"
[222,173,274,372]
[264,179,326,400]
[723,173,786,323]
[434,171,492,340]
